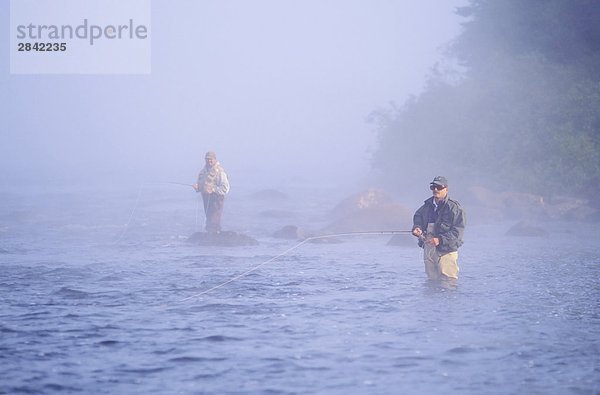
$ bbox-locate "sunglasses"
[430,185,446,191]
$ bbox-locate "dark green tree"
[373,0,600,200]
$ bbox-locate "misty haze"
[1,1,598,394]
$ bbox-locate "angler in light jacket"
[193,151,230,233]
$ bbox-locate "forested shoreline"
[372,0,599,205]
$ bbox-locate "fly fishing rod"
[159,181,196,189]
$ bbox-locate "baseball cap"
[430,176,448,188]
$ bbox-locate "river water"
[1,183,598,394]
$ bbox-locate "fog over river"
[1,1,598,394]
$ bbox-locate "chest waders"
[423,223,459,280]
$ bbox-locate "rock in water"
[188,231,259,246]
[272,225,306,240]
[325,188,412,232]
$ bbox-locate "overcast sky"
[0,0,466,189]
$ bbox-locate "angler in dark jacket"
[412,176,465,281]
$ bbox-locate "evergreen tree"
[373,0,600,199]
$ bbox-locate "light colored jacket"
[196,162,230,195]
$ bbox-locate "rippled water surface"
[1,184,599,394]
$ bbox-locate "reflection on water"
[1,185,599,394]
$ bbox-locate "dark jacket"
[412,196,465,254]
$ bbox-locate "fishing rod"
[158,181,196,189]
[177,229,414,302]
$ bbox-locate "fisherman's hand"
[429,237,440,246]
[193,183,199,192]
[412,228,423,237]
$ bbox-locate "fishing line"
[195,198,201,231]
[178,230,413,302]
[165,181,203,231]
[113,183,145,244]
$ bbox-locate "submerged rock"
[272,225,306,239]
[188,231,259,246]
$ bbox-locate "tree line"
[372,0,599,202]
